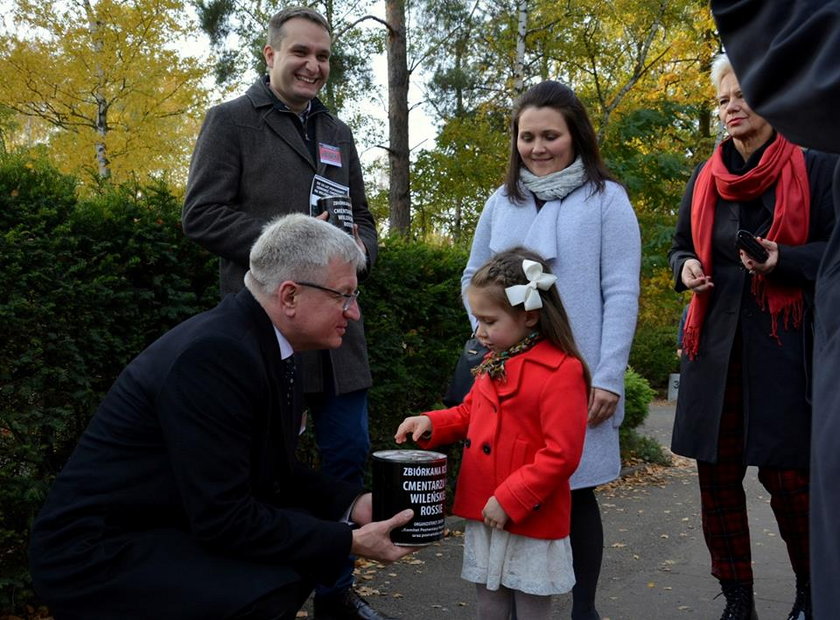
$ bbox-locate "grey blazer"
[183,77,377,394]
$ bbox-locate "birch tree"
[0,0,208,183]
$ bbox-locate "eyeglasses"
[296,281,360,312]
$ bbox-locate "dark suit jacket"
[29,289,361,619]
[182,77,377,395]
[711,2,840,615]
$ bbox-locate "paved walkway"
[300,402,798,619]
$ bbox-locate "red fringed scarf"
[682,135,810,359]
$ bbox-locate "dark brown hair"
[469,247,591,390]
[504,81,615,203]
[267,7,330,48]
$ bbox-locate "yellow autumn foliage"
[0,0,209,186]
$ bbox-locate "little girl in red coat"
[396,247,590,620]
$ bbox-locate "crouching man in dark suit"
[28,214,414,620]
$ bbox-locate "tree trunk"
[513,0,528,97]
[385,0,410,235]
[81,0,110,179]
[94,94,110,179]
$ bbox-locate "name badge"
[319,143,342,167]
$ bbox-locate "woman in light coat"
[462,80,641,620]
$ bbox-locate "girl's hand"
[482,496,509,530]
[588,387,619,427]
[739,237,778,275]
[681,258,714,293]
[395,416,432,444]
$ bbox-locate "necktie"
[281,355,296,411]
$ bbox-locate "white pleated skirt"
[460,520,575,596]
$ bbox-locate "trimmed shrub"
[1,155,81,612]
[620,367,669,465]
[630,268,686,394]
[362,238,471,449]
[629,323,680,393]
[623,367,657,430]
[0,154,218,613]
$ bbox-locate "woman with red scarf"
[669,54,837,620]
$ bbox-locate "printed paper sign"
[309,175,350,214]
[309,175,353,234]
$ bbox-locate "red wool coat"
[419,341,588,540]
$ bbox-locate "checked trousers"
[696,350,810,584]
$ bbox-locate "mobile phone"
[736,229,769,264]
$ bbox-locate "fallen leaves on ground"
[1,607,53,620]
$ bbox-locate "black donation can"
[314,195,354,235]
[372,449,447,546]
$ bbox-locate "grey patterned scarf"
[520,156,587,202]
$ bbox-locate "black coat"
[668,145,837,468]
[29,289,361,619]
[710,2,840,615]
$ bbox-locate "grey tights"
[474,583,551,620]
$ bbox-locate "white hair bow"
[505,259,557,310]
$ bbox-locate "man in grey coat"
[182,7,384,619]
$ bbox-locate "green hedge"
[0,154,219,612]
[295,239,474,499]
[629,323,680,393]
[363,239,471,447]
[621,367,667,466]
[0,154,658,614]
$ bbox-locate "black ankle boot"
[786,580,811,620]
[719,581,758,620]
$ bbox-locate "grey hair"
[245,213,365,298]
[710,53,734,90]
[267,6,330,49]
